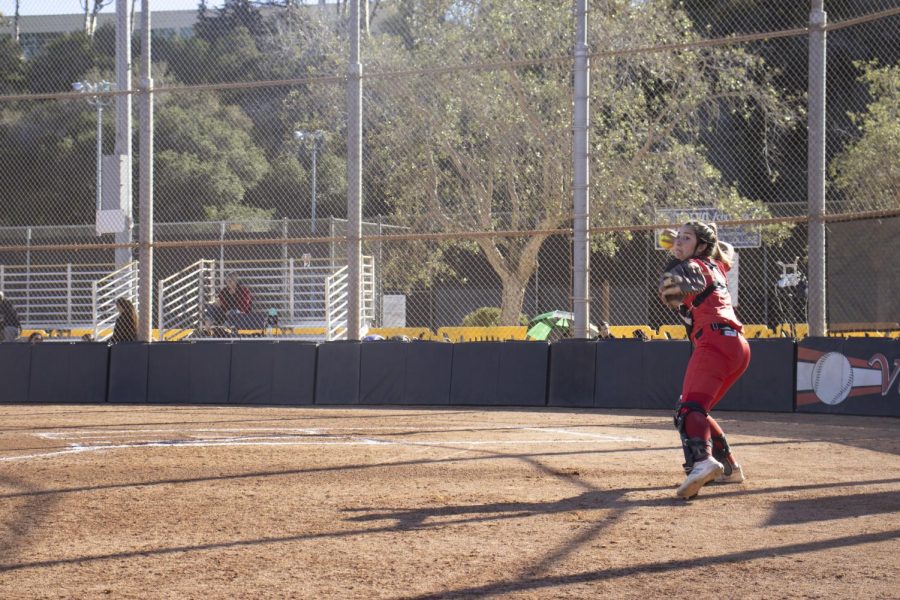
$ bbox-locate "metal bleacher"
[156,256,376,341]
[3,256,376,342]
[0,262,117,332]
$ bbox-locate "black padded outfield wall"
[147,342,233,404]
[4,338,888,416]
[594,340,691,409]
[0,343,32,403]
[315,341,361,404]
[229,341,316,405]
[548,339,597,407]
[359,341,453,405]
[450,341,549,406]
[108,342,150,403]
[29,342,108,403]
[796,337,900,417]
[404,341,454,404]
[717,338,795,413]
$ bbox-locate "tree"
[26,32,97,93]
[831,61,900,212]
[0,35,25,94]
[196,0,268,44]
[80,0,114,38]
[0,100,100,226]
[153,91,269,222]
[364,0,793,324]
[680,0,900,207]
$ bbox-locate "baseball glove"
[658,273,685,309]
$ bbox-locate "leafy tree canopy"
[154,90,269,222]
[831,61,900,212]
[363,0,795,323]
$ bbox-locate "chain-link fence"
[0,0,897,341]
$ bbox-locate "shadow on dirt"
[764,490,900,526]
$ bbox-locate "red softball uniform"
[680,258,742,339]
[676,258,751,439]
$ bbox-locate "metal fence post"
[137,0,154,342]
[115,0,134,270]
[66,263,73,324]
[808,0,827,337]
[325,276,332,341]
[219,221,226,279]
[347,0,363,340]
[91,280,99,339]
[329,216,336,268]
[289,257,295,323]
[157,284,165,342]
[25,226,31,323]
[572,0,590,338]
[376,216,383,327]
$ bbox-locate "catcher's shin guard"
[711,433,734,477]
[674,401,710,475]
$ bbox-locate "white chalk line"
[2,426,645,463]
[36,424,601,438]
[36,428,326,439]
[522,427,642,442]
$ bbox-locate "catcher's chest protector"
[682,259,742,335]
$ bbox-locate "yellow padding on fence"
[608,325,656,340]
[161,329,193,341]
[834,331,888,338]
[21,328,107,340]
[368,327,437,341]
[774,323,809,339]
[742,324,773,339]
[656,325,688,340]
[436,326,528,342]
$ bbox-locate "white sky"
[0,1,224,16]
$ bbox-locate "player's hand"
[658,273,685,309]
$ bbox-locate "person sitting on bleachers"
[205,273,253,328]
[597,321,612,340]
[109,297,138,344]
[0,291,22,342]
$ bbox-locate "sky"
[0,1,224,16]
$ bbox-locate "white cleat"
[676,457,724,499]
[715,463,745,483]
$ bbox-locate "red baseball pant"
[680,330,751,440]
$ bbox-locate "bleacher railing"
[156,255,375,340]
[91,262,138,340]
[217,256,337,327]
[157,259,216,341]
[0,262,118,330]
[325,255,376,341]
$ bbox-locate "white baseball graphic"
[811,352,853,405]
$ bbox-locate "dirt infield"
[1,405,898,599]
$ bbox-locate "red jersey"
[682,258,741,335]
[218,284,252,313]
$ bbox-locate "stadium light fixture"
[294,130,326,234]
[73,80,115,216]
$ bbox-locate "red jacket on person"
[218,284,252,313]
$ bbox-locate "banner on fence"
[796,338,900,417]
[655,208,762,249]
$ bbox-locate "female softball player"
[658,221,751,499]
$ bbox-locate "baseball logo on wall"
[796,346,900,406]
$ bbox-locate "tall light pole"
[294,130,325,234]
[73,80,114,217]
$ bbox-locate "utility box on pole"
[97,154,130,235]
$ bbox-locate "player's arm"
[718,241,735,265]
[665,260,707,294]
[658,260,703,309]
